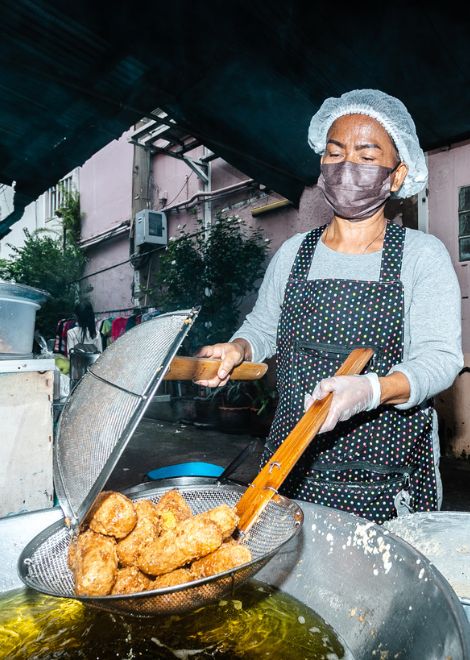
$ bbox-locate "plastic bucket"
[0,282,49,355]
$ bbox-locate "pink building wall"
[80,129,134,239]
[152,146,205,239]
[79,129,134,312]
[82,237,133,313]
[428,142,470,352]
[428,140,470,456]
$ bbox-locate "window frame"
[458,185,470,262]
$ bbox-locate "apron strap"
[289,224,327,281]
[379,222,406,282]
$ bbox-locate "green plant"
[0,227,88,338]
[0,190,87,338]
[155,213,269,352]
[219,381,252,407]
[56,186,81,247]
[249,378,278,416]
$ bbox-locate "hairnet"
[307,89,427,199]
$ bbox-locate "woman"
[67,300,103,355]
[196,89,463,524]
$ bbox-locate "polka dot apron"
[262,221,438,524]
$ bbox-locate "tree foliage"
[56,187,81,246]
[155,214,269,351]
[0,191,87,338]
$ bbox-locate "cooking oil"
[0,580,350,659]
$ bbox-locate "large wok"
[2,480,469,660]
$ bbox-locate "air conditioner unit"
[134,210,167,246]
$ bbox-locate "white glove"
[304,373,381,434]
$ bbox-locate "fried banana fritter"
[73,529,118,596]
[197,504,239,540]
[111,565,152,594]
[87,491,137,539]
[155,489,192,533]
[117,499,160,566]
[72,488,247,598]
[136,516,222,576]
[152,567,193,589]
[191,541,252,578]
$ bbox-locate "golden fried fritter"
[191,541,252,579]
[73,529,118,596]
[111,566,152,595]
[87,491,137,539]
[116,499,160,566]
[155,489,192,533]
[152,567,193,589]
[197,504,239,540]
[136,516,222,576]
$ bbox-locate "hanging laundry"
[111,316,128,342]
[99,317,113,350]
[53,319,67,354]
[54,318,76,356]
[62,320,76,357]
[125,314,142,332]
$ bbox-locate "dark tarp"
[1,1,470,236]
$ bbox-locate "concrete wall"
[428,141,470,457]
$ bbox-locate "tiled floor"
[107,417,470,512]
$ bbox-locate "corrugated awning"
[1,1,470,236]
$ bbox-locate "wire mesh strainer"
[19,306,303,616]
[53,308,198,529]
[19,482,303,616]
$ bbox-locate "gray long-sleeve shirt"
[232,227,463,411]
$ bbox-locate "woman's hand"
[304,373,382,433]
[194,339,251,387]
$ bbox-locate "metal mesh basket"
[19,483,303,616]
[53,309,198,528]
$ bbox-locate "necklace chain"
[360,224,386,253]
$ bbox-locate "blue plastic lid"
[147,461,224,480]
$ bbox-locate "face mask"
[317,160,398,221]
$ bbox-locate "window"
[46,175,73,221]
[458,186,470,261]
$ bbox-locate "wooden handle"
[235,347,374,534]
[163,356,268,381]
